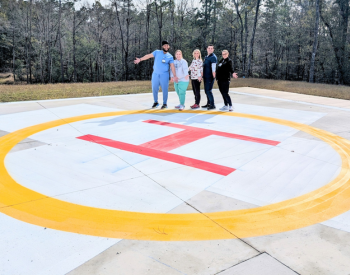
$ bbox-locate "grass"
[0,81,154,102]
[0,77,349,102]
[235,78,350,100]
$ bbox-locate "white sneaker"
[175,104,181,109]
[179,105,185,111]
[219,105,229,111]
[229,106,234,112]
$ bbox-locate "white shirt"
[189,59,203,80]
[170,59,189,82]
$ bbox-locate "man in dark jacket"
[202,44,217,110]
[216,50,238,111]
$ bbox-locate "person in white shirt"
[188,49,203,109]
[170,50,189,111]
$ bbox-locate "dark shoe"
[152,102,159,109]
[207,105,216,110]
[161,104,168,109]
[201,104,209,108]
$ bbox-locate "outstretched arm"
[134,53,154,64]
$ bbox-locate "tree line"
[0,0,348,85]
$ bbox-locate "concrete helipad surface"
[0,87,350,275]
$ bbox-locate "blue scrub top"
[203,53,217,78]
[152,50,174,74]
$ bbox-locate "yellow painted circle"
[0,109,350,241]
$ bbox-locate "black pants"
[191,79,201,105]
[217,80,232,106]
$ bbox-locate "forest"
[0,0,348,85]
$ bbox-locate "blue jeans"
[203,77,215,106]
[152,72,169,104]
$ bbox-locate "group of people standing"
[134,40,238,111]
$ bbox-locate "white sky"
[75,0,201,9]
[75,0,111,9]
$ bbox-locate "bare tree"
[309,0,320,82]
[58,0,64,82]
[247,0,261,77]
[0,0,348,85]
[115,0,133,80]
[152,0,168,48]
[232,0,246,76]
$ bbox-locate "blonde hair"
[222,50,229,55]
[192,49,202,61]
[175,50,183,59]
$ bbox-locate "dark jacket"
[203,53,217,78]
[216,57,234,81]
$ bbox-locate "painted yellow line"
[0,109,349,241]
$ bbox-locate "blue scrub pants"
[152,72,169,104]
[203,77,215,107]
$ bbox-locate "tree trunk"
[125,0,131,81]
[12,28,16,82]
[154,1,164,48]
[285,38,290,80]
[40,49,44,84]
[202,0,211,49]
[233,30,237,71]
[321,15,343,84]
[337,0,349,84]
[29,0,33,83]
[26,2,29,84]
[243,10,248,75]
[247,0,261,77]
[309,0,320,83]
[145,3,151,53]
[115,0,126,79]
[114,45,118,81]
[229,16,233,54]
[233,0,245,75]
[73,8,77,82]
[47,0,53,83]
[146,3,151,79]
[58,0,64,82]
[170,0,175,44]
[211,0,217,44]
[90,54,93,82]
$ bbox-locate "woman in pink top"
[188,49,203,109]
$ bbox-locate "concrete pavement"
[0,87,349,275]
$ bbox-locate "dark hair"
[207,44,214,48]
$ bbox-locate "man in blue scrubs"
[134,41,178,109]
[202,44,217,110]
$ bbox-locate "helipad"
[1,88,350,275]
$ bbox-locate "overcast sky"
[75,0,111,8]
[75,0,201,9]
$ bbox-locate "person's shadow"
[84,111,217,127]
